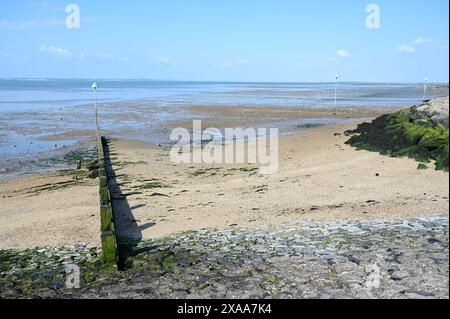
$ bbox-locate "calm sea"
[1,79,447,113]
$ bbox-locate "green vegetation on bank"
[345,108,449,171]
[64,148,98,164]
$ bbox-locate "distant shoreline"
[2,78,450,85]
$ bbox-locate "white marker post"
[91,82,99,139]
[423,78,428,101]
[334,74,339,116]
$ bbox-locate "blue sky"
[0,0,448,82]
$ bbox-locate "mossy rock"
[345,109,449,171]
[161,254,176,273]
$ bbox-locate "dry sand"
[106,122,448,242]
[0,107,448,249]
[0,172,100,249]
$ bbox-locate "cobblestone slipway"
[0,215,448,299]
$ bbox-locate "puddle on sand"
[0,130,80,155]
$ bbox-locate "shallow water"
[1,79,447,112]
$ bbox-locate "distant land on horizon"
[1,78,449,85]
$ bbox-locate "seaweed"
[140,179,170,189]
[295,123,326,129]
[189,167,222,177]
[64,148,98,164]
[345,109,449,171]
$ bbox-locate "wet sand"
[0,105,448,249]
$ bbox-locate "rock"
[431,114,449,127]
[414,119,433,128]
[401,289,435,299]
[1,215,448,299]
[416,96,449,128]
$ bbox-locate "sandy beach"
[1,1,449,301]
[0,172,100,249]
[108,121,449,241]
[1,105,448,249]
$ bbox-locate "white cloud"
[336,49,350,58]
[34,1,65,12]
[78,51,88,60]
[151,56,177,66]
[414,36,432,45]
[396,44,416,54]
[396,36,433,54]
[0,14,97,31]
[328,49,350,62]
[39,46,129,62]
[0,18,64,30]
[414,37,425,45]
[39,45,73,58]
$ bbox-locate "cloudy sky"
[0,0,448,82]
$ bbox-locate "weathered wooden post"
[98,144,118,266]
[91,82,118,267]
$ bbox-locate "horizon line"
[1,77,449,85]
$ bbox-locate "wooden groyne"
[97,136,118,267]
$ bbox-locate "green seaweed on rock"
[345,109,449,171]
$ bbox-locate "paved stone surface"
[1,215,448,299]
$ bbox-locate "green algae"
[149,192,169,197]
[113,160,148,169]
[0,247,112,299]
[140,179,170,189]
[295,123,326,129]
[345,110,449,171]
[161,254,176,273]
[64,148,98,165]
[190,167,222,177]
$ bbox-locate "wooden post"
[100,205,114,232]
[99,176,108,188]
[97,134,118,267]
[99,187,110,206]
[101,232,117,264]
[98,167,106,178]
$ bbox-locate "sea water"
[0,79,448,178]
